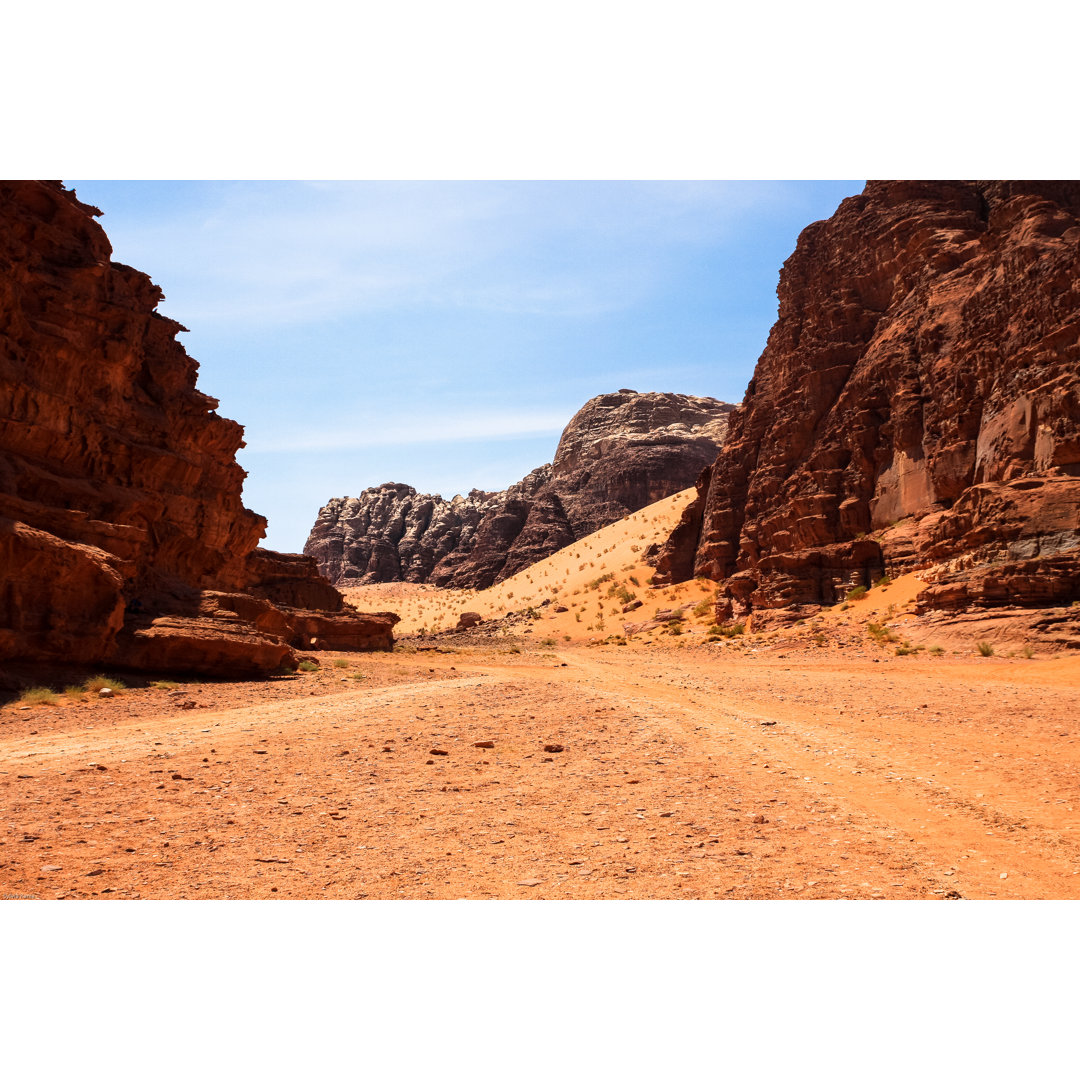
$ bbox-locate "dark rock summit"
[306,390,734,589]
[652,180,1080,624]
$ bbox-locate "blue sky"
[70,180,864,553]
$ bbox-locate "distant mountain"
[305,389,734,590]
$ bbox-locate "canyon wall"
[0,180,396,679]
[653,181,1080,622]
[306,389,733,590]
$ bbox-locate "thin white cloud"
[245,406,568,453]
[90,180,800,328]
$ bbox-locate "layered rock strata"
[653,181,1080,624]
[306,390,733,589]
[0,180,396,678]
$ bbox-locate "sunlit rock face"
[305,390,734,590]
[0,180,396,678]
[652,180,1080,618]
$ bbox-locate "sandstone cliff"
[653,181,1080,624]
[306,390,733,589]
[0,180,396,679]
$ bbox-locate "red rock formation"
[307,390,733,589]
[653,181,1080,624]
[0,180,396,677]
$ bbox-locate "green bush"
[976,641,994,657]
[64,685,86,699]
[332,658,349,669]
[150,680,179,690]
[928,645,945,656]
[298,660,319,672]
[1022,645,1035,659]
[846,585,868,601]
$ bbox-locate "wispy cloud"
[88,180,799,328]
[244,405,568,453]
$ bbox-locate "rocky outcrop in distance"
[305,390,734,590]
[652,180,1080,627]
[0,180,396,681]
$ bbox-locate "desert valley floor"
[4,491,1080,901]
[5,627,1080,901]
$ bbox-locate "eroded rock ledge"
[652,180,1080,627]
[0,180,396,680]
[305,389,733,590]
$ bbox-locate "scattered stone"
[456,612,483,630]
[98,687,113,698]
[752,814,767,824]
[473,740,495,749]
[1000,872,1008,879]
[516,879,543,887]
[41,865,62,872]
[543,743,565,753]
[430,748,449,756]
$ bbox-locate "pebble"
[98,687,113,698]
[473,740,495,749]
[430,748,449,756]
[752,814,767,824]
[516,879,543,887]
[1000,872,1008,879]
[41,865,62,872]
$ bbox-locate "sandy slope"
[343,487,716,642]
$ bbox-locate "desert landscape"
[3,179,1079,901]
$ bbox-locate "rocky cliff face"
[0,180,396,679]
[653,181,1080,623]
[306,390,733,589]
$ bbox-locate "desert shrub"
[1022,645,1035,659]
[895,644,917,656]
[928,645,945,656]
[668,623,683,635]
[20,687,57,705]
[813,633,827,646]
[508,646,521,654]
[874,575,891,588]
[85,675,125,693]
[707,624,723,637]
[563,635,571,641]
[150,680,179,690]
[350,673,367,682]
[846,585,868,601]
[333,658,349,669]
[692,599,712,618]
[720,623,745,638]
[628,575,640,586]
[976,641,994,657]
[574,612,581,622]
[298,660,319,672]
[867,623,899,644]
[586,573,614,591]
[64,685,85,699]
[540,637,556,646]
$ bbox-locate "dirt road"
[3,643,1079,899]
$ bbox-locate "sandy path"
[3,645,1078,899]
